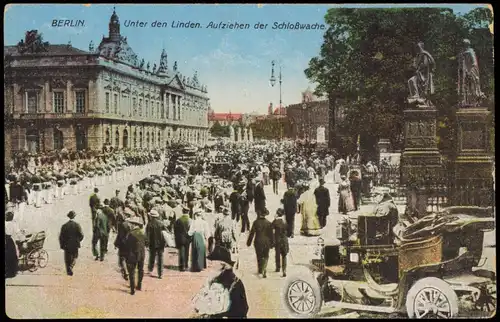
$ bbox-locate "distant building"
[4,8,210,163]
[208,110,243,127]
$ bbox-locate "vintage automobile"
[282,206,496,318]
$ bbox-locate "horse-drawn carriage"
[282,206,496,318]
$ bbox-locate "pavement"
[5,167,496,318]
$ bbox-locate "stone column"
[163,92,167,119]
[452,108,493,207]
[66,80,73,113]
[178,96,182,121]
[401,105,442,217]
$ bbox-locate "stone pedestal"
[378,138,391,153]
[452,108,493,207]
[401,107,442,216]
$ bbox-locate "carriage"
[18,231,49,272]
[282,206,496,318]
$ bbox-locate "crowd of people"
[5,141,398,318]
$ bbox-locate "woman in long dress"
[338,175,355,215]
[298,184,321,236]
[188,210,210,272]
[333,160,343,184]
[5,212,24,279]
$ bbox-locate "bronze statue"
[458,39,486,107]
[408,42,435,106]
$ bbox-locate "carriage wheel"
[27,251,39,272]
[37,249,49,268]
[406,277,459,319]
[282,275,322,317]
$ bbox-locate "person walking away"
[59,211,84,276]
[214,188,225,213]
[282,184,298,238]
[246,175,255,208]
[109,189,124,213]
[270,165,282,194]
[262,163,270,186]
[102,199,116,233]
[339,160,349,178]
[92,204,109,261]
[239,190,251,233]
[253,178,266,216]
[271,208,289,277]
[174,206,192,272]
[188,210,210,272]
[124,217,146,295]
[197,246,249,318]
[89,188,100,223]
[298,183,321,236]
[314,178,331,228]
[229,183,241,223]
[349,171,362,211]
[114,209,131,280]
[204,203,216,254]
[247,210,274,278]
[214,207,237,252]
[145,210,167,279]
[338,175,355,215]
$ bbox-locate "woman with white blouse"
[188,209,211,272]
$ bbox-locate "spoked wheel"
[27,251,39,272]
[406,277,459,319]
[474,283,496,313]
[282,275,322,317]
[37,249,49,268]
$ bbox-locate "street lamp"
[269,60,283,114]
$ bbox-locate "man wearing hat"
[145,210,167,279]
[109,189,124,213]
[89,188,101,224]
[114,210,131,281]
[59,211,84,276]
[253,177,267,216]
[272,208,289,277]
[314,178,331,228]
[282,184,298,238]
[247,209,274,278]
[174,205,192,272]
[92,203,110,261]
[124,217,146,295]
[202,246,249,318]
[214,206,237,252]
[229,183,242,223]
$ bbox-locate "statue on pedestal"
[243,128,248,141]
[458,39,486,107]
[229,126,235,142]
[408,42,435,106]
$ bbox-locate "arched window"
[146,132,150,149]
[75,127,87,151]
[151,132,155,148]
[158,131,161,146]
[139,131,143,148]
[115,130,120,148]
[105,129,111,145]
[53,128,64,150]
[26,129,40,153]
[123,129,129,149]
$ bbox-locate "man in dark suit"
[229,183,242,223]
[246,175,255,206]
[89,188,100,224]
[124,217,146,295]
[174,207,192,272]
[282,185,298,238]
[114,210,130,280]
[247,210,274,278]
[253,179,266,215]
[59,211,84,276]
[146,209,167,279]
[239,189,251,233]
[272,208,289,277]
[109,189,124,213]
[314,178,331,228]
[102,199,116,233]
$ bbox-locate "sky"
[4,4,488,114]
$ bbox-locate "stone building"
[4,9,210,160]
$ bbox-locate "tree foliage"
[210,121,230,137]
[306,7,494,157]
[250,118,292,140]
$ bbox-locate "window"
[145,100,149,117]
[132,97,137,116]
[26,91,38,113]
[105,93,110,113]
[75,91,85,113]
[53,92,64,113]
[122,95,129,116]
[53,129,64,150]
[114,93,118,114]
[139,99,143,116]
[161,103,165,119]
[157,102,160,118]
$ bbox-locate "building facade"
[4,9,210,159]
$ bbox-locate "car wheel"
[282,274,322,318]
[406,277,459,319]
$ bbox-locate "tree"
[210,121,229,137]
[306,7,494,158]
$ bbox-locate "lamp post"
[302,102,307,141]
[270,60,284,140]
